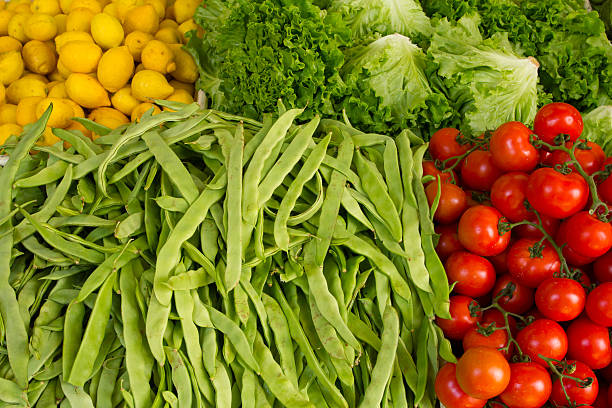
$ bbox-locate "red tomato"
[461,150,503,191]
[564,212,612,258]
[516,319,568,367]
[550,360,599,406]
[594,250,612,283]
[429,128,469,166]
[507,238,560,288]
[488,248,509,274]
[609,383,612,408]
[566,317,612,370]
[489,121,538,173]
[445,251,496,297]
[539,149,553,165]
[435,295,481,340]
[526,167,589,219]
[435,224,463,261]
[458,205,511,257]
[434,363,487,408]
[490,172,530,222]
[586,282,612,327]
[462,319,512,359]
[455,347,511,399]
[549,141,606,175]
[556,220,598,266]
[484,309,518,335]
[492,274,534,314]
[593,386,609,408]
[422,160,456,185]
[533,102,583,144]
[598,157,612,204]
[514,212,560,240]
[499,362,552,408]
[535,278,585,321]
[465,189,493,208]
[425,182,468,224]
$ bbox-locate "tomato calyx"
[539,356,595,407]
[527,241,545,259]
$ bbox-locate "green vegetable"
[583,105,612,153]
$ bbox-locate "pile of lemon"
[0,0,201,145]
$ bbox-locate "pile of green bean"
[0,102,454,408]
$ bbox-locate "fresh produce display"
[0,0,200,145]
[431,102,612,408]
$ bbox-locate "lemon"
[0,123,22,144]
[169,79,193,95]
[64,98,84,117]
[141,39,175,74]
[48,69,64,81]
[56,59,71,78]
[16,96,44,125]
[8,13,30,43]
[97,46,134,92]
[90,13,123,48]
[143,0,164,20]
[0,83,6,105]
[158,18,177,29]
[0,104,17,124]
[31,0,61,15]
[173,0,198,24]
[69,0,101,13]
[38,126,61,145]
[0,2,5,11]
[123,4,159,34]
[134,62,145,73]
[131,69,173,102]
[124,31,152,61]
[21,73,49,83]
[111,86,139,115]
[22,40,57,74]
[7,78,46,104]
[0,36,21,52]
[0,51,24,85]
[177,19,201,43]
[59,40,102,73]
[35,97,74,128]
[59,0,73,14]
[88,107,128,131]
[169,44,197,83]
[163,88,192,111]
[7,0,29,12]
[13,4,30,14]
[164,4,173,20]
[66,120,91,138]
[54,30,92,52]
[65,73,110,108]
[66,7,94,32]
[24,13,57,41]
[54,13,66,33]
[130,101,159,121]
[102,3,119,18]
[0,11,14,35]
[48,81,67,98]
[154,27,181,44]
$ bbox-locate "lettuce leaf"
[583,105,612,153]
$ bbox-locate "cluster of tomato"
[429,102,612,408]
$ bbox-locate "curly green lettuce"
[583,105,612,153]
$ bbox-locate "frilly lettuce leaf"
[583,105,612,153]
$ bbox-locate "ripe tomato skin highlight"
[526,167,589,219]
[514,212,559,240]
[434,363,487,408]
[461,150,503,191]
[499,362,552,408]
[593,250,612,283]
[550,360,599,406]
[429,128,469,166]
[458,205,511,257]
[565,211,612,258]
[455,347,511,400]
[492,274,534,314]
[586,282,612,327]
[490,121,538,172]
[535,278,586,321]
[490,172,531,222]
[435,295,481,340]
[422,160,456,185]
[445,251,496,297]
[435,224,463,261]
[549,141,606,175]
[507,238,560,288]
[566,317,612,370]
[533,102,584,144]
[516,318,568,367]
[425,182,468,224]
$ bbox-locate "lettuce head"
[583,105,612,154]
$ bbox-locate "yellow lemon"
[172,0,198,24]
[21,72,49,83]
[0,123,22,143]
[38,126,61,145]
[88,106,128,130]
[158,18,177,29]
[110,86,139,115]
[35,97,74,128]
[16,96,44,125]
[169,44,196,83]
[0,36,21,52]
[0,51,24,85]
[177,19,202,43]
[163,88,192,111]
[0,83,6,105]
[56,59,72,78]
[169,79,193,95]
[0,11,14,35]
[143,0,164,20]
[123,4,158,34]
[13,3,31,14]
[6,0,25,12]
[90,13,123,49]
[31,0,61,15]
[134,62,145,73]
[8,13,30,43]
[66,7,94,32]
[164,4,173,20]
[48,81,67,98]
[130,101,159,121]
[102,2,118,18]
[65,73,110,108]
[0,104,17,124]
[124,30,152,61]
[98,0,111,9]
[97,46,134,92]
[59,0,73,14]
[131,69,173,101]
[59,40,102,73]
[154,27,181,44]
[22,40,57,74]
[7,78,46,104]
[54,30,92,52]
[54,13,67,33]
[66,120,91,138]
[69,0,101,13]
[0,2,5,11]
[141,39,174,73]
[24,13,57,41]
[65,98,85,118]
